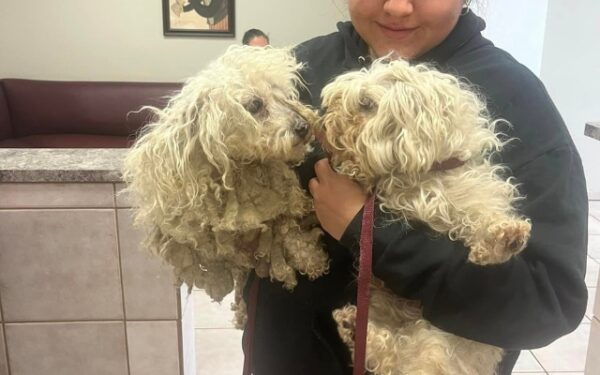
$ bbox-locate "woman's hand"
[308,158,367,240]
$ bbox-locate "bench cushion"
[2,79,180,138]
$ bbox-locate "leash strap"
[354,195,375,375]
[242,274,260,375]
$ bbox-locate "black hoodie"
[245,12,588,375]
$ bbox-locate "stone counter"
[0,148,127,182]
[585,122,600,141]
[0,148,194,375]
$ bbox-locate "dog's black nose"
[293,119,309,138]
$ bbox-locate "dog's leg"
[251,227,271,279]
[190,262,234,302]
[332,305,357,351]
[333,303,426,375]
[405,185,531,266]
[268,226,298,289]
[250,225,295,288]
[467,215,531,265]
[151,232,207,294]
[332,285,500,375]
[363,286,433,375]
[214,230,255,269]
[282,219,329,280]
[231,268,249,329]
[357,318,497,375]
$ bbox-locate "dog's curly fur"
[122,46,328,327]
[318,59,532,374]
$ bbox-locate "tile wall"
[0,182,184,375]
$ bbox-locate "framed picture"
[162,0,235,37]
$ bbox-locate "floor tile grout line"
[1,323,11,375]
[530,320,591,374]
[194,327,239,331]
[0,206,122,210]
[0,281,12,375]
[2,322,12,375]
[113,185,132,375]
[176,289,184,375]
[588,255,600,265]
[530,350,549,374]
[3,319,179,324]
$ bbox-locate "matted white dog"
[123,46,328,327]
[318,59,532,374]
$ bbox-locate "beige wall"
[0,0,348,82]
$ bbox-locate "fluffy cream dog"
[122,46,328,326]
[318,59,532,374]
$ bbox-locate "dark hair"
[242,29,270,45]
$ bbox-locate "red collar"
[430,157,466,171]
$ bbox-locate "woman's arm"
[338,144,588,349]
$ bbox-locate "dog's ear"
[122,83,236,282]
[194,89,235,186]
[123,82,236,221]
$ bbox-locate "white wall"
[540,0,600,197]
[0,0,347,82]
[0,0,550,81]
[472,0,549,76]
[474,0,599,196]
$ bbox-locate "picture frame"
[162,0,235,37]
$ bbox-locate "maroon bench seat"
[0,79,182,148]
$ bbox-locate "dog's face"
[177,46,316,165]
[318,59,500,183]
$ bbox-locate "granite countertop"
[585,122,600,141]
[0,149,128,182]
[4,123,595,183]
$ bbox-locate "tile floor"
[193,201,600,374]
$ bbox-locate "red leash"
[354,195,375,375]
[242,275,260,375]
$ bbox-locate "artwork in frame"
[162,0,235,37]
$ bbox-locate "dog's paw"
[488,218,531,254]
[269,263,297,290]
[469,218,531,265]
[280,272,298,291]
[332,305,357,348]
[283,227,330,280]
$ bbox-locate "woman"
[244,1,589,374]
[242,28,270,47]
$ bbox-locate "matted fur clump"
[318,59,532,374]
[123,46,328,327]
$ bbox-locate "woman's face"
[348,0,464,59]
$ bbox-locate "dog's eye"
[359,97,376,113]
[244,98,264,115]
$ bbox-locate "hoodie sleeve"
[339,69,589,350]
